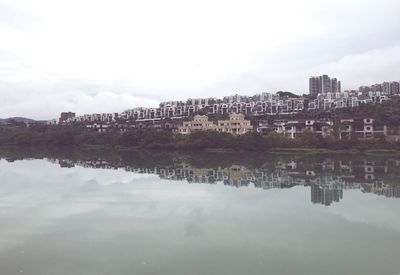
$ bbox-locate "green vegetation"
[0,123,399,152]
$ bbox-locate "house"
[257,118,334,139]
[338,117,387,139]
[177,113,253,135]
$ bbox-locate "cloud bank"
[0,0,399,119]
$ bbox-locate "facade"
[309,74,342,98]
[177,113,253,135]
[178,115,217,134]
[309,77,320,98]
[257,118,334,139]
[59,112,75,124]
[338,118,387,140]
[321,74,331,94]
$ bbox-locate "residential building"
[257,118,334,139]
[309,77,320,98]
[338,117,387,139]
[59,112,75,124]
[177,113,253,135]
[309,74,342,98]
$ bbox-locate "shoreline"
[1,144,400,156]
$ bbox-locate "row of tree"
[0,123,398,151]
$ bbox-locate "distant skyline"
[1,0,400,119]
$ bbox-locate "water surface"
[0,150,399,275]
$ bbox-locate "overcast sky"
[0,0,400,119]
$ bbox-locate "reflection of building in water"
[311,184,343,206]
[361,181,400,198]
[37,156,400,205]
[59,160,75,168]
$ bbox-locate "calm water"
[0,150,400,275]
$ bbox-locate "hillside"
[0,117,38,124]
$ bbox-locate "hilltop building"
[59,112,75,124]
[309,74,342,98]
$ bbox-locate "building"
[177,113,253,135]
[331,78,341,94]
[390,82,400,95]
[177,115,217,134]
[216,113,253,135]
[311,184,343,206]
[257,118,334,139]
[309,74,342,98]
[338,117,387,139]
[59,112,75,124]
[309,77,320,98]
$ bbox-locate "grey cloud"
[0,0,400,118]
[0,80,161,119]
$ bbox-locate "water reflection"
[1,149,400,275]
[4,150,398,206]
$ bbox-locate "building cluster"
[48,157,400,206]
[53,75,400,138]
[58,92,307,125]
[256,116,394,140]
[308,75,400,111]
[309,74,342,97]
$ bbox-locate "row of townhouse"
[58,88,399,126]
[257,118,334,139]
[66,113,120,124]
[86,120,181,133]
[61,91,395,126]
[308,91,390,111]
[117,96,306,122]
[120,105,200,121]
[80,112,399,142]
[256,116,394,140]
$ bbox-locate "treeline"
[0,123,399,151]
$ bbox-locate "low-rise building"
[338,117,387,139]
[257,118,334,139]
[177,113,253,135]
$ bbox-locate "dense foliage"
[0,123,398,151]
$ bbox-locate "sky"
[0,0,400,120]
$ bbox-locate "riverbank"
[2,143,400,157]
[1,123,400,153]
